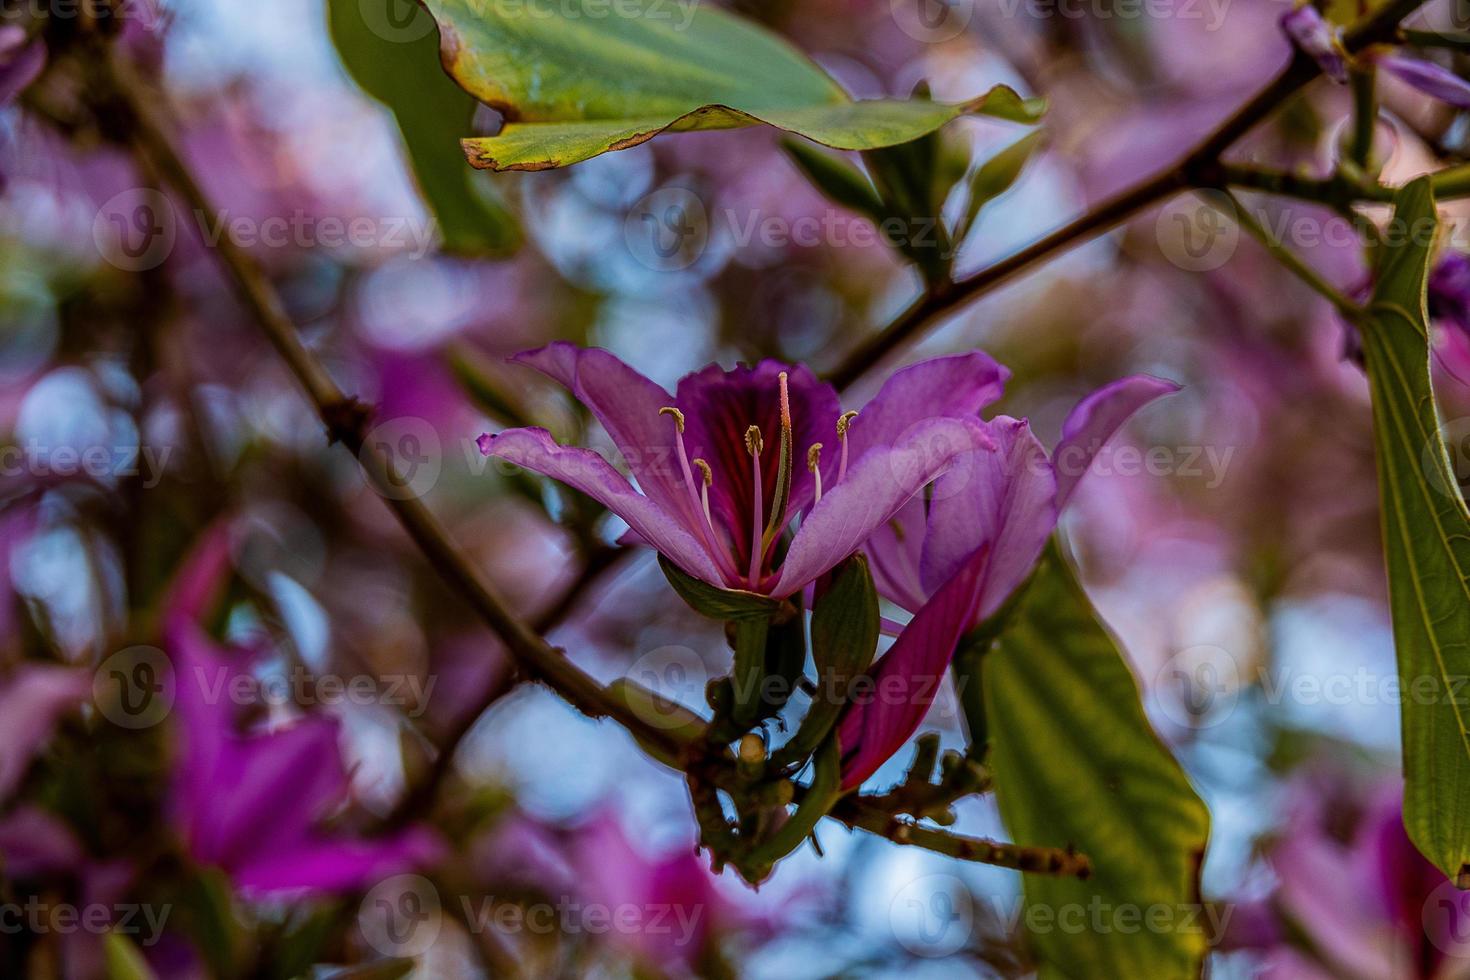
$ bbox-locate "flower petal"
[919,418,1057,621]
[862,496,931,613]
[483,427,725,585]
[836,544,992,790]
[232,827,444,896]
[1051,375,1180,510]
[1376,54,1470,109]
[1280,5,1347,83]
[0,666,90,801]
[675,360,841,567]
[774,417,993,598]
[512,343,693,523]
[844,352,1009,467]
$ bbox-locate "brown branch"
[99,47,684,766]
[826,0,1431,390]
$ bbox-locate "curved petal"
[919,418,1057,620]
[845,351,1009,467]
[512,344,693,523]
[675,360,841,567]
[483,427,725,586]
[862,495,931,613]
[773,417,993,598]
[1051,375,1180,510]
[836,544,992,790]
[1376,54,1470,109]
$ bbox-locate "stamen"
[763,372,794,549]
[664,406,740,585]
[807,443,823,504]
[836,410,858,484]
[662,404,703,516]
[746,425,764,587]
[692,458,714,528]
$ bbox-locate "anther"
[745,425,764,456]
[807,443,823,504]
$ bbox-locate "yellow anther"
[836,410,859,437]
[745,425,763,456]
[659,406,685,433]
[807,443,823,472]
[692,458,712,485]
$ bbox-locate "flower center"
[662,374,855,590]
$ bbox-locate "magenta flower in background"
[1281,5,1470,107]
[0,664,91,801]
[479,344,997,598]
[1226,780,1459,978]
[837,375,1179,788]
[1281,5,1347,83]
[569,808,778,975]
[0,25,45,195]
[163,527,443,896]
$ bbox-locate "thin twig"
[826,0,1431,389]
[99,47,683,764]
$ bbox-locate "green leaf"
[986,542,1211,978]
[956,130,1045,241]
[421,0,1044,171]
[104,933,158,980]
[780,139,885,221]
[658,554,781,622]
[328,0,519,254]
[1358,176,1470,884]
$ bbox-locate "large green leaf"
[328,0,519,253]
[985,543,1211,978]
[1358,177,1470,883]
[421,0,1044,171]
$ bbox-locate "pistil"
[762,373,794,552]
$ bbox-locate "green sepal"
[659,555,782,622]
[771,555,879,769]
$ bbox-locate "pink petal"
[773,417,994,598]
[1052,375,1180,510]
[0,665,91,801]
[844,352,1009,468]
[232,827,444,896]
[836,544,992,790]
[512,343,693,524]
[919,417,1058,620]
[863,496,931,613]
[484,427,725,585]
